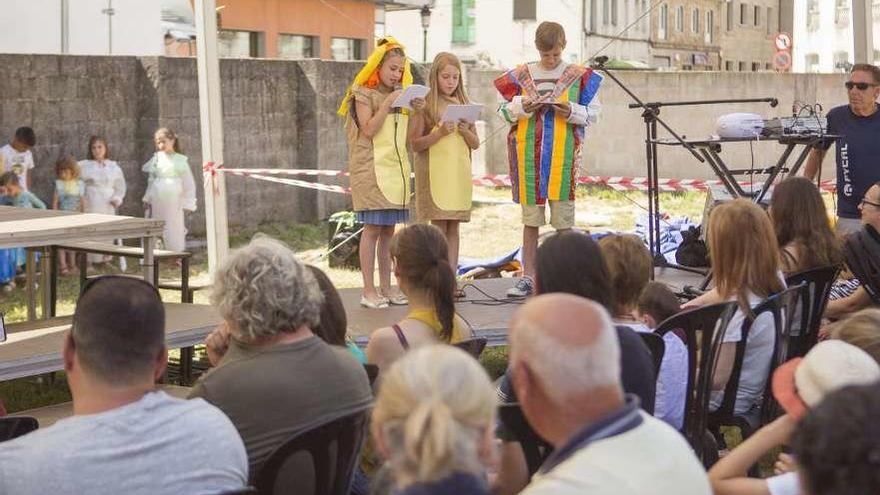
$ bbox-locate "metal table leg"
[25,249,36,321]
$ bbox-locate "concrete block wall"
[0,54,848,236]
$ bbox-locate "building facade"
[717,0,780,72]
[0,0,161,56]
[649,0,722,69]
[384,0,652,69]
[790,0,880,72]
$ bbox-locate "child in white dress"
[142,128,196,253]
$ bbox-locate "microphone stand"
[590,58,779,284]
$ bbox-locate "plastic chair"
[785,265,840,358]
[639,332,666,376]
[709,284,806,441]
[0,416,39,442]
[655,301,738,467]
[255,410,369,495]
[453,338,488,360]
[497,402,553,476]
[363,364,379,386]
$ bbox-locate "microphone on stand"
[392,83,403,114]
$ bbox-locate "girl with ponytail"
[372,345,496,494]
[366,224,472,372]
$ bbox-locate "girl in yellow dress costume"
[339,37,425,309]
[408,52,480,276]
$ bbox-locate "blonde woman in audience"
[825,308,880,363]
[366,224,471,372]
[685,199,785,420]
[371,345,496,495]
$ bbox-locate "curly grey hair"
[211,236,323,340]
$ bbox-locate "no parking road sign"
[773,50,792,71]
[774,32,793,51]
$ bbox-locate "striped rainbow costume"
[494,64,602,205]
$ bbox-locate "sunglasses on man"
[845,81,879,91]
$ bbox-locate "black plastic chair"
[363,364,379,386]
[785,265,840,358]
[709,284,806,442]
[453,338,488,360]
[655,301,738,467]
[216,488,258,494]
[639,332,666,376]
[0,416,39,442]
[255,410,369,495]
[497,402,553,476]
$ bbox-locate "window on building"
[330,37,365,60]
[727,2,734,30]
[751,62,761,71]
[766,7,774,34]
[375,6,386,38]
[658,3,668,39]
[278,34,317,59]
[452,0,476,44]
[834,51,851,71]
[692,8,700,33]
[807,0,820,31]
[218,30,264,58]
[754,5,760,26]
[835,0,850,26]
[612,0,618,25]
[740,3,748,24]
[766,62,772,70]
[726,60,735,71]
[805,53,820,72]
[675,5,684,31]
[739,61,747,71]
[603,0,610,25]
[706,10,714,43]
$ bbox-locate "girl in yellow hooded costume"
[339,37,424,309]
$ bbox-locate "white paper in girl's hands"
[441,104,484,124]
[392,85,430,109]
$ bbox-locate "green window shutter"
[453,0,476,44]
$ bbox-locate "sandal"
[385,293,409,306]
[360,296,389,309]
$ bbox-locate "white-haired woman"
[190,236,373,480]
[371,345,496,495]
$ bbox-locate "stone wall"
[0,54,847,235]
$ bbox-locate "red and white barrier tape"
[202,163,837,195]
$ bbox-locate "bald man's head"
[509,294,621,406]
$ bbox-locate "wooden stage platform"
[0,304,221,382]
[344,267,706,347]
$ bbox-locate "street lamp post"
[420,6,431,62]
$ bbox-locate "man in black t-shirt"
[805,64,880,235]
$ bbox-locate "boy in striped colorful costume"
[494,21,602,296]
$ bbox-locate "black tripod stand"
[591,57,777,280]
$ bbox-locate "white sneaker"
[507,277,535,297]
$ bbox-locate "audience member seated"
[371,345,496,495]
[493,231,657,495]
[190,236,372,479]
[366,224,472,372]
[685,199,785,424]
[0,277,248,494]
[600,234,689,430]
[790,381,880,495]
[308,264,367,364]
[638,281,682,329]
[510,294,712,495]
[826,181,880,319]
[708,340,880,495]
[769,177,841,275]
[825,308,880,363]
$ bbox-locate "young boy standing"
[495,22,602,297]
[0,127,37,191]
